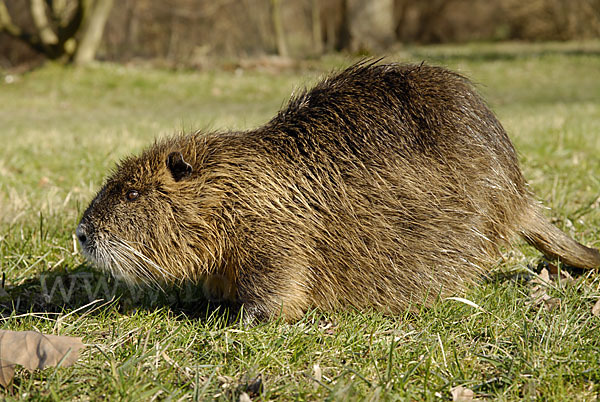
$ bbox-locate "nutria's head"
[77,136,228,288]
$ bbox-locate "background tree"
[0,0,114,65]
[270,0,288,57]
[311,0,323,55]
[2,0,599,69]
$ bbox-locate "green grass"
[1,41,600,400]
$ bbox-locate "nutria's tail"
[520,208,600,269]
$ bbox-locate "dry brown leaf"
[313,363,322,390]
[532,267,551,286]
[530,268,552,306]
[529,267,566,311]
[244,374,263,397]
[235,373,262,400]
[547,263,574,284]
[0,362,15,389]
[451,385,474,401]
[592,299,600,317]
[544,297,561,310]
[0,330,84,387]
[217,375,234,390]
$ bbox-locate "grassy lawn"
[1,41,600,400]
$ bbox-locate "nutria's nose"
[76,224,87,245]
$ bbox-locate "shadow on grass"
[483,259,589,285]
[2,258,585,323]
[0,264,240,324]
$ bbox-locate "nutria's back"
[77,62,600,322]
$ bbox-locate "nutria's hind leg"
[235,263,310,324]
[237,287,310,325]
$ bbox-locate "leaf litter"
[0,330,84,387]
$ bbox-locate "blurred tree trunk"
[393,0,410,40]
[74,0,114,65]
[311,0,323,54]
[0,0,113,64]
[414,0,453,43]
[347,0,394,51]
[336,0,351,51]
[30,0,59,47]
[270,0,288,57]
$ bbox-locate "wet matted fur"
[77,62,600,322]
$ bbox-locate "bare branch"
[57,0,85,42]
[74,0,115,65]
[30,0,59,45]
[0,0,48,54]
[270,0,288,56]
[312,0,323,54]
[0,0,22,36]
[53,0,67,17]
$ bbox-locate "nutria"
[76,61,600,322]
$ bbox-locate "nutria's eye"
[126,190,139,201]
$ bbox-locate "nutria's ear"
[166,152,193,182]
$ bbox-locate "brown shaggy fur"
[77,62,600,322]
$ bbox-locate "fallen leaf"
[234,373,262,401]
[530,284,549,305]
[0,362,15,389]
[547,263,574,284]
[533,267,550,285]
[451,385,474,401]
[592,299,600,317]
[313,363,322,389]
[529,267,563,311]
[544,297,561,310]
[244,374,262,397]
[0,330,84,387]
[217,375,234,390]
[38,177,50,187]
